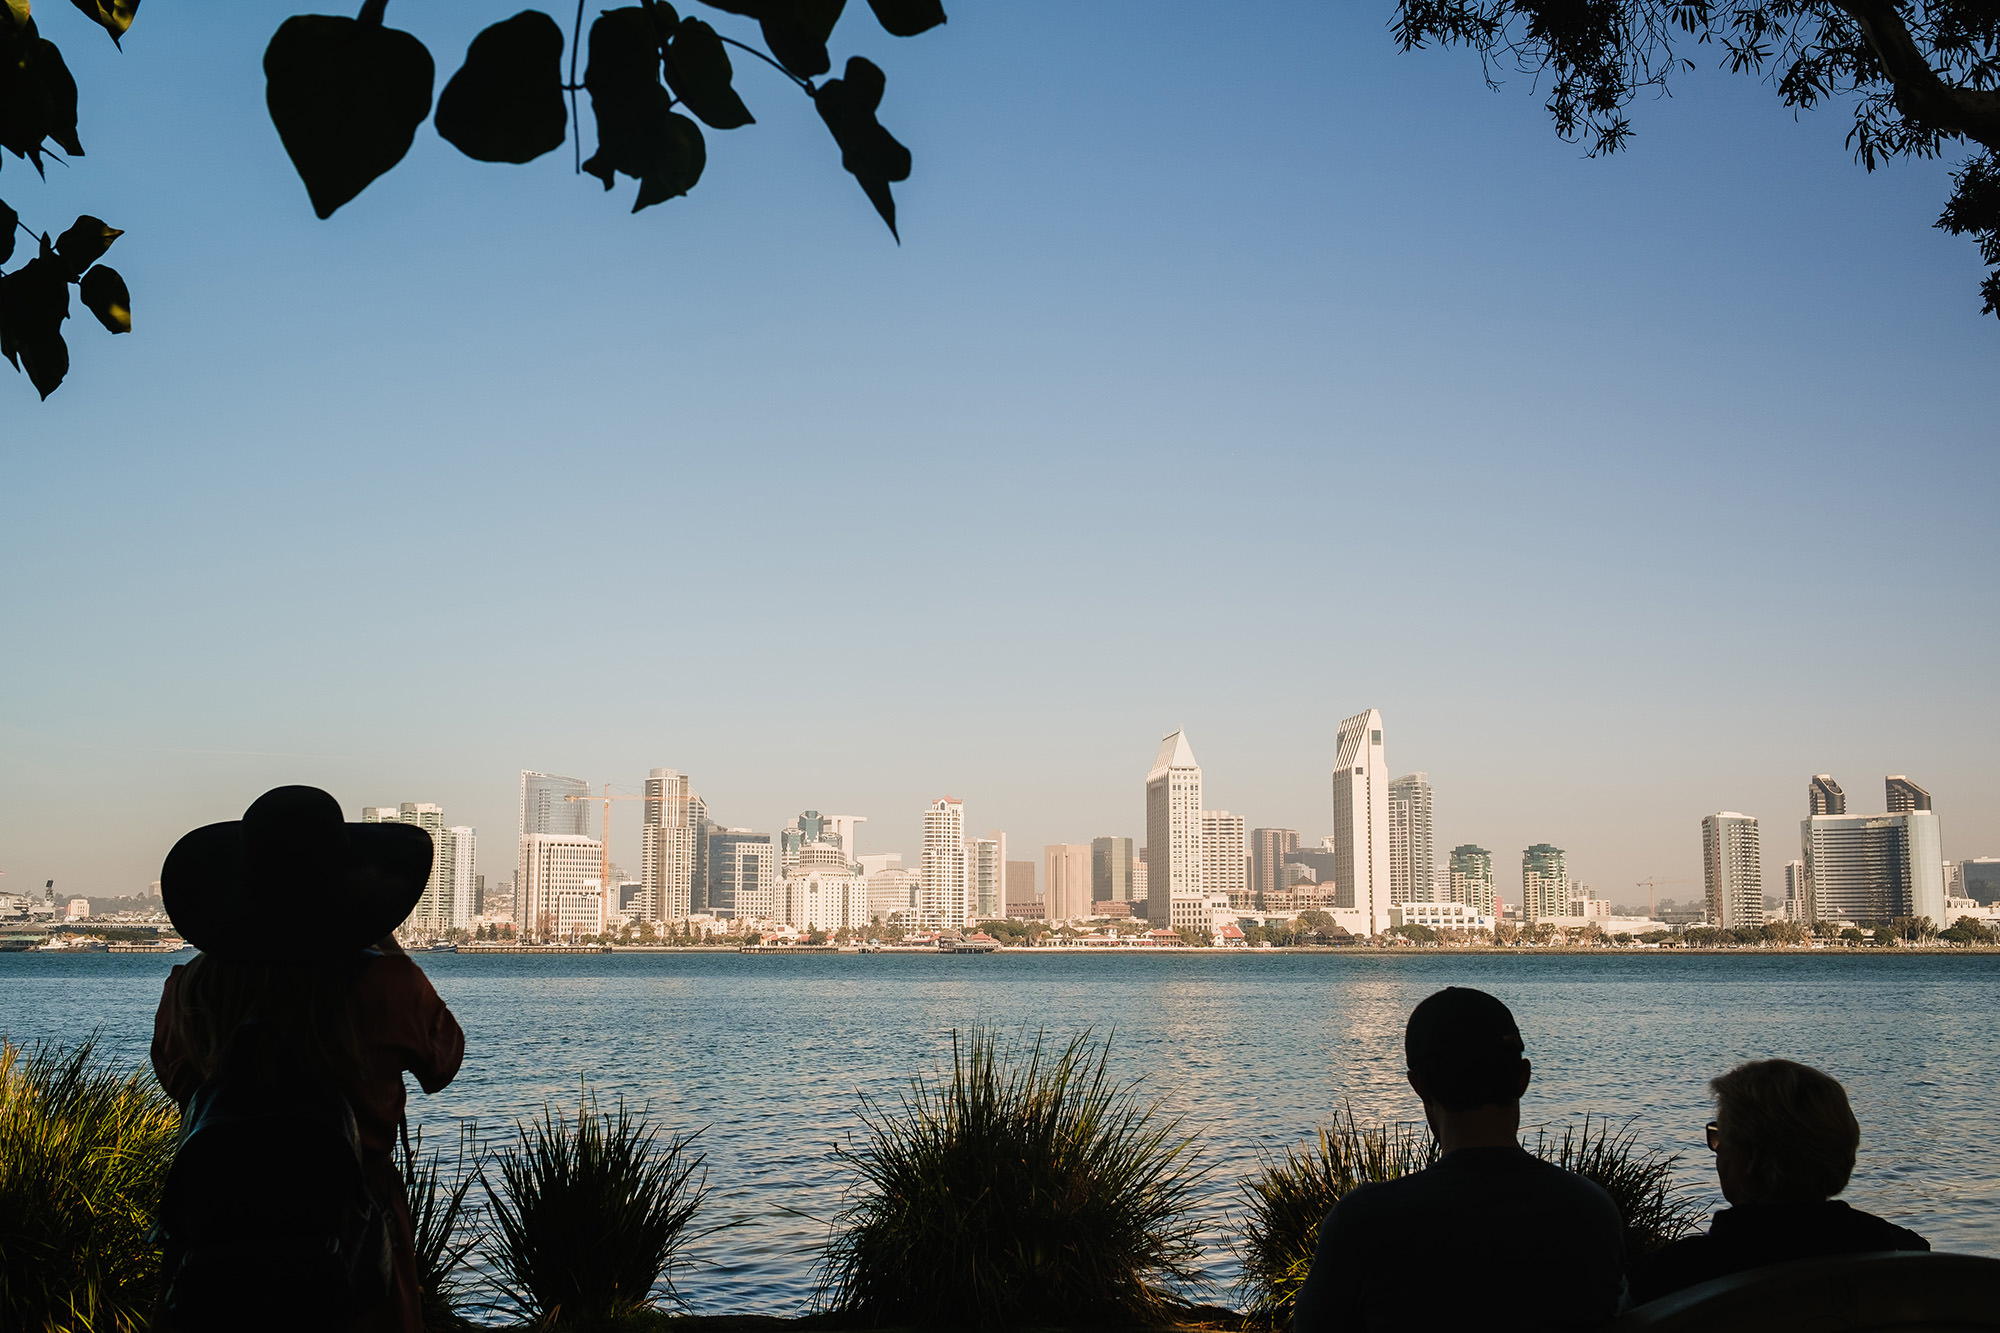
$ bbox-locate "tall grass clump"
[485,1090,708,1331]
[1529,1115,1701,1261]
[1235,1107,1437,1325]
[818,1027,1211,1329]
[399,1122,485,1332]
[0,1035,181,1333]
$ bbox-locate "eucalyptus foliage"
[0,1035,181,1333]
[818,1028,1211,1329]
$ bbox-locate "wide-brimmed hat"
[161,785,433,961]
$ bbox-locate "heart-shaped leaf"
[664,17,752,130]
[582,7,707,211]
[54,213,121,278]
[78,264,128,333]
[69,0,140,46]
[0,198,16,266]
[0,243,72,397]
[435,9,568,164]
[814,56,909,238]
[865,0,943,37]
[0,18,85,171]
[265,3,435,219]
[759,0,843,79]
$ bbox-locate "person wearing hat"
[149,785,466,1333]
[1290,987,1625,1332]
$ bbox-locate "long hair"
[169,951,371,1089]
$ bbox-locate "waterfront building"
[521,833,604,940]
[1249,828,1299,904]
[868,864,921,922]
[1045,843,1092,922]
[1169,890,1233,935]
[1801,808,1946,925]
[1332,709,1391,935]
[1449,844,1495,917]
[1388,900,1494,933]
[968,832,1007,918]
[440,826,476,930]
[1522,844,1570,922]
[1145,730,1205,925]
[919,797,970,930]
[1702,813,1764,929]
[1091,836,1135,901]
[1809,774,1846,816]
[1005,859,1036,905]
[1964,858,2000,905]
[1201,810,1249,908]
[642,768,700,924]
[1884,776,1931,813]
[1387,772,1435,907]
[779,839,866,930]
[708,828,776,920]
[1784,859,1808,921]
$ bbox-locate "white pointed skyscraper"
[1332,709,1390,936]
[1145,729,1205,925]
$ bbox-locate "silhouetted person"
[1628,1059,1928,1305]
[149,786,465,1333]
[1291,987,1624,1333]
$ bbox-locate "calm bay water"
[4,950,1996,1313]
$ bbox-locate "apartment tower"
[1449,844,1495,918]
[1522,844,1569,922]
[1701,812,1764,929]
[919,797,970,930]
[1387,772,1435,906]
[968,832,1007,919]
[1201,810,1249,908]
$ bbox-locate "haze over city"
[2,1,1994,907]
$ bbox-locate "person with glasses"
[1628,1059,1929,1306]
[1291,987,1625,1333]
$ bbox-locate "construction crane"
[1635,877,1689,918]
[563,786,662,893]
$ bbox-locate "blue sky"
[3,0,1995,907]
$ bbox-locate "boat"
[108,938,189,953]
[426,942,459,953]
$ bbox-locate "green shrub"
[0,1036,181,1333]
[1528,1115,1701,1262]
[486,1091,708,1331]
[1234,1107,1436,1325]
[399,1121,485,1332]
[818,1028,1210,1330]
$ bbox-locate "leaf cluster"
[818,1027,1213,1329]
[0,204,128,397]
[1394,1,2000,316]
[0,1033,182,1333]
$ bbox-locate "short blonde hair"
[1710,1059,1860,1203]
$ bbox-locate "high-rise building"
[708,829,775,919]
[824,815,867,868]
[1449,844,1495,917]
[1332,710,1390,934]
[1045,843,1093,921]
[519,771,589,921]
[1144,730,1204,925]
[1249,828,1300,905]
[919,797,969,930]
[1522,844,1569,921]
[968,832,1007,919]
[1784,859,1808,921]
[1885,776,1932,814]
[365,802,472,933]
[1091,836,1135,902]
[1809,774,1846,816]
[641,768,699,924]
[1387,773,1435,906]
[520,833,603,941]
[1802,810,1946,924]
[1702,813,1764,929]
[1132,851,1147,904]
[1201,810,1249,908]
[1963,858,2000,906]
[688,793,712,912]
[1005,859,1037,904]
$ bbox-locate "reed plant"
[818,1027,1211,1329]
[399,1121,486,1332]
[485,1090,708,1330]
[1528,1115,1700,1262]
[1234,1107,1437,1325]
[0,1035,181,1333]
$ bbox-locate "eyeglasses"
[1705,1120,1721,1152]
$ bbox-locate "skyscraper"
[707,828,775,920]
[1332,709,1390,934]
[1045,843,1092,921]
[1387,772,1435,906]
[1802,810,1946,924]
[1449,844,1495,917]
[1091,836,1135,902]
[1249,828,1299,905]
[1201,810,1249,908]
[824,815,868,869]
[520,832,603,941]
[1702,813,1764,929]
[519,771,589,921]
[1784,859,1808,920]
[1885,776,1932,813]
[1809,774,1846,816]
[919,797,969,930]
[365,802,471,933]
[1144,730,1204,925]
[968,832,1007,919]
[642,768,698,924]
[1005,859,1037,905]
[1522,844,1569,921]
